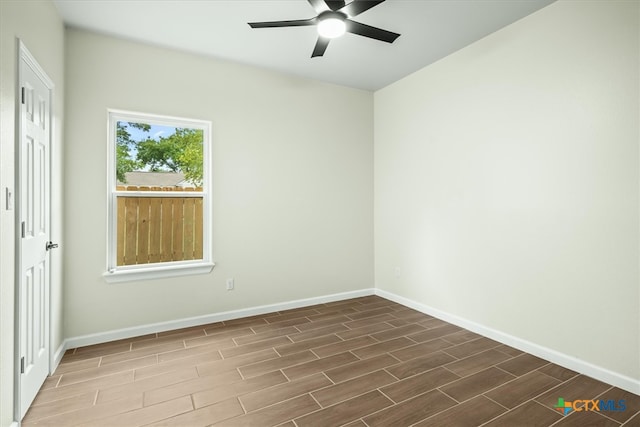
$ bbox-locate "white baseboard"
[57,286,639,396]
[62,288,375,351]
[51,341,66,374]
[375,288,640,396]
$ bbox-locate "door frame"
[14,39,55,422]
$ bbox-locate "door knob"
[45,241,59,251]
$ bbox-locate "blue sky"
[122,122,177,142]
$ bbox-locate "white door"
[17,43,54,420]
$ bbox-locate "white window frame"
[104,109,214,283]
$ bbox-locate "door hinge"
[21,221,25,238]
[21,87,25,104]
[20,357,25,374]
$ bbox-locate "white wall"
[0,1,64,425]
[63,29,373,338]
[375,0,639,386]
[3,2,636,420]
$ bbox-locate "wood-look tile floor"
[23,296,640,426]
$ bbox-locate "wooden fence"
[116,186,203,266]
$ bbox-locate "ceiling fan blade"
[339,0,385,18]
[345,20,400,43]
[325,0,346,11]
[307,0,331,13]
[248,18,317,29]
[311,37,330,57]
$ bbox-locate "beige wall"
[63,29,374,338]
[1,0,638,420]
[375,0,639,383]
[0,1,65,425]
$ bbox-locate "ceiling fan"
[248,0,400,58]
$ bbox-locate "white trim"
[57,286,640,395]
[375,288,640,396]
[105,109,213,280]
[15,39,55,423]
[18,40,54,89]
[114,191,204,198]
[51,342,66,374]
[103,261,215,283]
[62,288,375,350]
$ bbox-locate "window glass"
[106,111,212,281]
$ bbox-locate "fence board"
[172,198,184,262]
[124,197,138,265]
[161,197,174,262]
[148,187,162,263]
[116,186,203,266]
[116,197,126,266]
[194,198,203,260]
[137,187,150,264]
[183,198,195,260]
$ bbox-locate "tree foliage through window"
[116,121,204,187]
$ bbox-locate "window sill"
[103,262,215,284]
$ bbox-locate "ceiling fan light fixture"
[248,1,400,58]
[317,16,346,38]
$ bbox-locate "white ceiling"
[53,0,556,91]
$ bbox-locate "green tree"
[116,121,149,183]
[136,128,204,187]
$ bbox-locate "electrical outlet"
[226,278,234,291]
[394,267,401,279]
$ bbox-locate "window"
[105,110,213,282]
